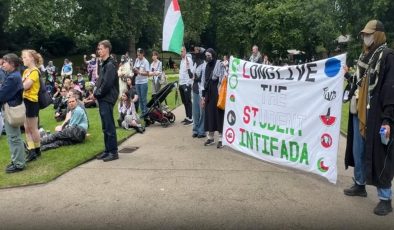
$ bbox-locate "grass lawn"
[0,75,179,188]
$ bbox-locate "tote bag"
[217,76,227,110]
[3,102,26,127]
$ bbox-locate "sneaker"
[344,180,367,197]
[197,134,206,138]
[374,200,392,216]
[184,120,193,126]
[26,150,38,162]
[192,133,198,138]
[181,118,188,123]
[204,139,215,146]
[217,141,223,149]
[5,163,24,173]
[96,151,109,160]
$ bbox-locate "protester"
[77,73,86,93]
[40,95,88,151]
[249,45,263,63]
[344,19,394,216]
[222,55,229,73]
[149,51,163,96]
[263,54,271,65]
[21,49,43,162]
[0,53,26,173]
[0,58,5,135]
[94,40,119,162]
[192,46,206,138]
[61,58,73,82]
[45,60,56,86]
[117,90,144,133]
[133,48,150,115]
[53,87,68,120]
[83,88,97,108]
[84,54,98,82]
[201,48,226,148]
[0,57,5,84]
[179,47,194,125]
[126,76,138,112]
[117,55,131,98]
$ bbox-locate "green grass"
[0,75,179,188]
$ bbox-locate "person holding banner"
[201,48,226,148]
[344,19,394,216]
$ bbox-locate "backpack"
[34,70,52,109]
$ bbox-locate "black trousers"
[179,84,192,119]
[98,101,118,154]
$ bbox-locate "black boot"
[344,182,367,197]
[35,147,41,157]
[102,152,119,162]
[96,152,109,160]
[26,149,38,162]
[374,200,392,216]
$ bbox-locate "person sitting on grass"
[83,88,97,108]
[40,95,88,151]
[118,90,144,133]
[54,87,69,122]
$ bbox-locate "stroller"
[142,81,177,127]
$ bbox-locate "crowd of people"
[0,19,393,217]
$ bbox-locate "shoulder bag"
[3,102,26,127]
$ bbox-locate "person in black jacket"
[94,40,120,162]
[344,19,394,216]
[0,53,26,173]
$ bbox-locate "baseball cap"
[360,20,385,34]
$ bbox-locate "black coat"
[365,49,394,188]
[94,57,119,105]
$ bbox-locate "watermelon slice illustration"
[320,107,336,126]
[317,157,329,173]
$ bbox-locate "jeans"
[377,187,392,200]
[98,101,118,153]
[179,84,192,119]
[377,188,392,200]
[4,118,26,168]
[136,83,148,115]
[192,92,205,135]
[352,115,366,185]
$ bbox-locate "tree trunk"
[128,34,136,60]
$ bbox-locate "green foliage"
[1,0,394,59]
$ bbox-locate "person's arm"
[132,93,138,103]
[94,62,117,98]
[140,60,150,76]
[23,70,39,90]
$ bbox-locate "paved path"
[0,107,393,229]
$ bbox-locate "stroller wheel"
[167,112,176,123]
[160,117,170,128]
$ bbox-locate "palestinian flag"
[162,0,184,55]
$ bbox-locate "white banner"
[223,55,346,183]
